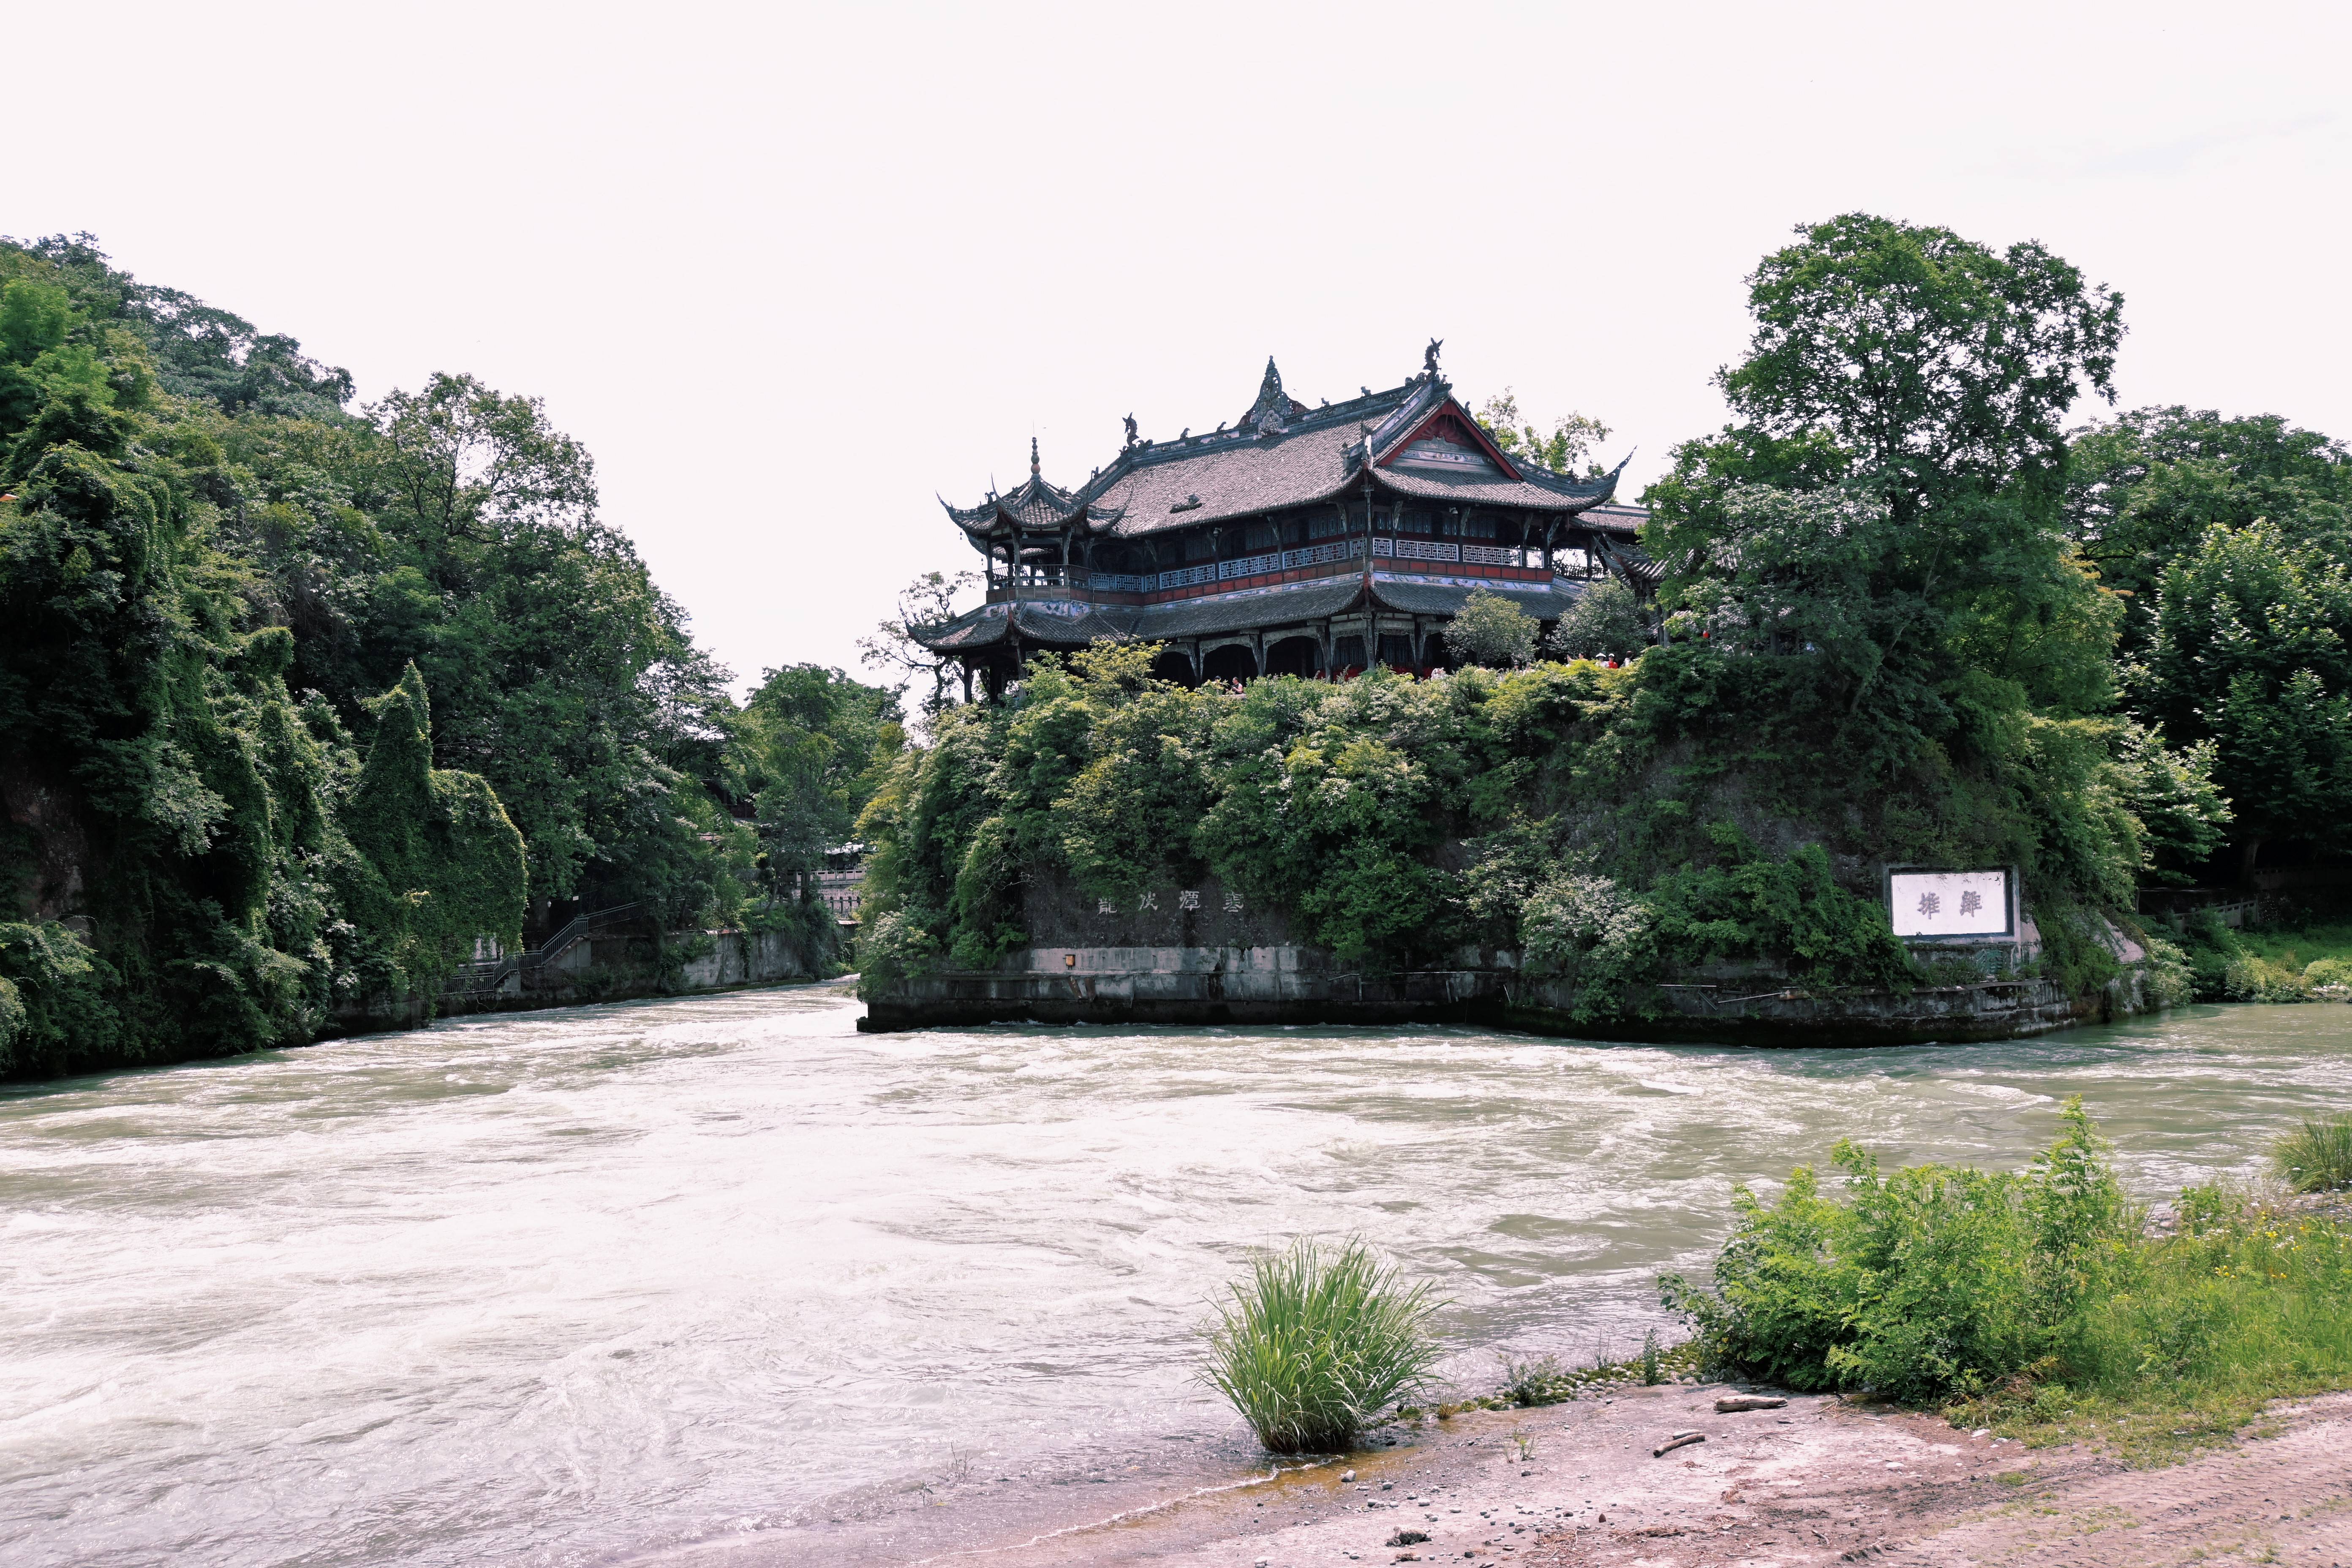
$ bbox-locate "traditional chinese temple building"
[912,346,1649,694]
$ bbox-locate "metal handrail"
[442,902,645,994]
[528,904,643,969]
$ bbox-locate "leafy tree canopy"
[0,234,897,1076]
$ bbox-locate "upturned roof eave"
[1367,452,1628,515]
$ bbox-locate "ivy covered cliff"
[857,215,2350,1023]
[0,237,900,1078]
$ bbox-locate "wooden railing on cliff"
[441,903,645,996]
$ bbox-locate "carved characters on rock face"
[1091,887,1242,918]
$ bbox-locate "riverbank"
[931,1384,2352,1567]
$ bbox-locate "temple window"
[1244,521,1277,552]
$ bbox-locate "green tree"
[1475,389,1612,476]
[2111,723,2232,884]
[2067,406,2352,657]
[1721,212,2123,525]
[735,663,903,926]
[2139,521,2352,871]
[333,666,528,1003]
[860,568,981,718]
[1442,589,1541,669]
[285,371,740,920]
[1545,577,1648,661]
[1647,215,2130,759]
[0,234,773,1076]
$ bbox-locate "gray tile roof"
[1369,575,1592,618]
[936,359,1632,548]
[1372,456,1619,512]
[1128,577,1367,639]
[916,601,1016,651]
[1014,602,1136,645]
[1575,502,1648,536]
[1083,388,1423,538]
[941,470,1090,534]
[909,599,1138,652]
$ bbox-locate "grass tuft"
[2272,1115,2352,1194]
[1201,1238,1443,1454]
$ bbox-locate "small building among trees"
[912,347,1648,694]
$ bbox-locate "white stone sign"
[1888,869,2011,939]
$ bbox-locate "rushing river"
[1,982,2345,1566]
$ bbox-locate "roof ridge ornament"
[1123,413,1139,450]
[1424,337,1443,379]
[1030,436,1040,480]
[1247,354,1292,437]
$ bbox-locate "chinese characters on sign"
[1888,870,2011,938]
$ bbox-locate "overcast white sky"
[11,2,2349,695]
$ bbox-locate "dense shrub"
[1672,1103,2352,1449]
[1662,1100,2136,1403]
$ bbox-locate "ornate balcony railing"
[1052,535,1535,600]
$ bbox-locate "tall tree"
[1646,214,2130,762]
[735,664,903,916]
[1720,212,2124,525]
[2066,406,2352,657]
[2138,520,2352,872]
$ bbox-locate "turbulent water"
[1,982,2345,1566]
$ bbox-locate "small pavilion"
[912,346,1650,694]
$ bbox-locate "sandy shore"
[921,1383,2352,1568]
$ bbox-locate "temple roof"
[940,437,1116,536]
[941,352,1626,544]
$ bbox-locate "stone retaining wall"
[338,928,824,1033]
[858,942,2148,1045]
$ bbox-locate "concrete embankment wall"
[858,942,2145,1045]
